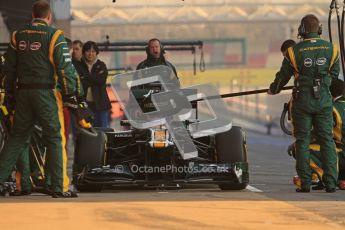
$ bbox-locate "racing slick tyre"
[73,129,107,192]
[215,126,248,190]
[74,129,106,169]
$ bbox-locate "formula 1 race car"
[73,70,249,192]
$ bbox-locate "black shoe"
[325,187,336,193]
[312,182,325,190]
[296,188,310,193]
[10,190,32,196]
[34,187,52,196]
[52,190,78,198]
[0,184,6,196]
[0,182,16,196]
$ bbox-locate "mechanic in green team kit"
[0,0,79,198]
[268,14,340,193]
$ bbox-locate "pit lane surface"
[1,131,345,230]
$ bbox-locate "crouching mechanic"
[0,52,33,195]
[0,0,79,198]
[332,80,345,189]
[290,78,345,190]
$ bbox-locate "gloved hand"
[77,96,88,109]
[63,94,78,109]
[267,89,274,95]
[75,97,93,129]
[76,108,93,129]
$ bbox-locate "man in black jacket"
[137,38,178,76]
[134,38,180,92]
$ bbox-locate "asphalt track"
[1,131,345,230]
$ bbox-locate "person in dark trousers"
[268,14,340,193]
[1,38,84,196]
[0,0,79,198]
[78,41,111,127]
[331,80,345,189]
[290,78,345,190]
[309,78,345,190]
[0,52,31,195]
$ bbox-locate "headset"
[145,38,165,56]
[298,15,323,38]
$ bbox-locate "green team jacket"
[333,96,345,148]
[270,32,340,94]
[3,18,82,96]
[312,96,345,149]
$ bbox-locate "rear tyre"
[74,129,106,172]
[215,126,248,190]
[73,129,107,192]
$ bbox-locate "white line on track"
[246,185,263,192]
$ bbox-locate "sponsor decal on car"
[114,133,133,137]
